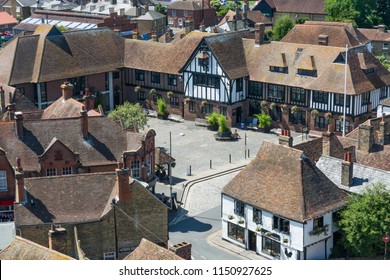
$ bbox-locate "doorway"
[248,230,257,252]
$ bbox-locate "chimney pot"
[15,112,24,139]
[279,130,293,147]
[255,23,265,46]
[61,82,74,101]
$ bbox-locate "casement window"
[335,119,350,133]
[380,88,387,99]
[113,71,120,79]
[248,81,263,99]
[361,92,370,105]
[138,91,146,101]
[290,110,306,125]
[135,69,144,81]
[103,252,116,260]
[202,104,213,114]
[269,66,288,73]
[236,78,243,92]
[151,72,160,84]
[315,116,328,129]
[228,222,245,243]
[170,96,179,107]
[188,101,196,112]
[334,94,350,106]
[312,91,328,104]
[291,87,305,103]
[220,106,227,117]
[46,168,57,177]
[297,69,317,76]
[253,208,262,224]
[313,216,324,231]
[363,68,374,74]
[194,74,219,88]
[234,200,245,217]
[270,106,282,122]
[168,18,174,25]
[183,10,188,17]
[62,167,72,175]
[0,171,7,190]
[171,10,176,17]
[273,216,290,234]
[383,43,388,50]
[131,160,140,178]
[262,236,280,258]
[168,74,177,86]
[147,156,152,176]
[268,84,285,101]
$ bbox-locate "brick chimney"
[169,242,192,260]
[358,124,374,153]
[255,23,265,46]
[151,32,157,42]
[341,151,353,187]
[322,124,334,156]
[14,112,24,139]
[80,106,88,138]
[61,82,74,101]
[279,129,293,147]
[83,88,95,111]
[48,224,68,255]
[116,165,130,201]
[0,86,5,112]
[6,103,16,120]
[378,25,386,33]
[184,20,194,35]
[379,114,388,145]
[15,157,25,203]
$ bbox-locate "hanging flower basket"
[201,100,207,107]
[325,112,333,119]
[261,100,268,107]
[167,91,174,97]
[270,102,276,109]
[184,97,191,104]
[310,109,319,118]
[150,88,157,95]
[135,86,142,93]
[339,115,345,121]
[280,104,289,112]
[291,105,299,113]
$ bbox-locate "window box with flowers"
[280,104,289,112]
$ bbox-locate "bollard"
[229,154,231,163]
[248,149,250,158]
[210,160,212,169]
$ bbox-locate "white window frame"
[46,168,57,177]
[383,43,389,50]
[103,252,116,260]
[183,10,188,17]
[172,10,176,17]
[62,167,72,175]
[0,171,7,190]
[178,18,183,27]
[131,160,140,178]
[168,18,174,25]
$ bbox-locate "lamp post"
[342,44,348,137]
[169,131,173,211]
[111,198,118,260]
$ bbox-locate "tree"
[337,183,390,257]
[210,0,241,17]
[324,0,359,25]
[272,15,294,41]
[376,56,390,71]
[155,4,167,15]
[108,101,147,131]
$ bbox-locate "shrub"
[206,112,219,126]
[253,111,271,128]
[218,114,230,133]
[157,98,168,116]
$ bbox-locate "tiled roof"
[282,21,369,47]
[0,25,124,85]
[0,116,142,171]
[0,236,74,260]
[222,142,348,222]
[155,148,175,165]
[41,97,101,119]
[246,10,272,25]
[358,28,390,42]
[168,0,211,10]
[0,12,18,25]
[124,238,183,260]
[271,0,326,15]
[14,172,120,226]
[317,155,390,194]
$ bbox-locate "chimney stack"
[379,114,388,145]
[80,106,88,138]
[232,16,237,31]
[184,20,194,35]
[358,124,374,153]
[169,242,192,260]
[83,88,95,111]
[6,103,16,120]
[318,34,329,46]
[48,225,68,255]
[132,31,138,40]
[116,164,131,201]
[279,129,293,147]
[341,151,353,187]
[151,32,157,42]
[322,124,334,156]
[15,157,25,203]
[61,82,74,101]
[378,25,386,33]
[14,112,24,139]
[255,23,265,46]
[199,22,205,32]
[0,86,5,112]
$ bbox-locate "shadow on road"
[169,215,212,233]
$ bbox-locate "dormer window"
[297,69,317,77]
[363,68,374,74]
[197,51,209,71]
[269,66,288,73]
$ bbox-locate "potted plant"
[261,100,268,107]
[215,114,232,139]
[156,98,168,119]
[150,88,157,95]
[135,86,142,93]
[167,91,174,98]
[228,215,234,220]
[205,112,219,131]
[270,102,276,109]
[310,109,319,118]
[253,111,272,133]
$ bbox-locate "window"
[228,222,245,243]
[290,110,306,125]
[380,88,387,99]
[183,10,188,17]
[315,116,328,129]
[312,91,328,104]
[297,69,317,76]
[0,171,7,190]
[46,168,57,177]
[138,91,146,101]
[268,84,285,101]
[170,96,179,107]
[262,236,280,258]
[103,252,116,260]
[62,167,72,175]
[202,104,213,114]
[168,74,177,86]
[147,156,152,176]
[248,81,263,99]
[168,18,174,25]
[273,216,290,234]
[172,10,176,17]
[189,101,195,112]
[336,119,350,133]
[270,106,282,121]
[220,106,227,116]
[40,83,47,102]
[313,216,324,231]
[334,94,350,106]
[194,74,219,88]
[361,92,370,105]
[249,100,261,116]
[236,78,243,91]
[269,66,288,73]
[151,72,160,84]
[113,71,120,79]
[135,69,144,81]
[131,160,140,178]
[178,18,183,27]
[253,208,262,224]
[384,43,388,50]
[291,87,305,103]
[234,200,245,217]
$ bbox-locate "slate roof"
[316,155,390,194]
[16,0,36,7]
[0,11,18,26]
[267,0,326,15]
[358,28,390,42]
[124,238,183,260]
[14,172,121,226]
[135,11,166,21]
[243,39,390,95]
[0,25,124,85]
[168,0,211,10]
[41,97,101,119]
[0,116,144,171]
[222,141,348,222]
[155,148,175,165]
[0,236,74,260]
[282,21,369,47]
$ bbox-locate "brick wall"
[0,152,15,202]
